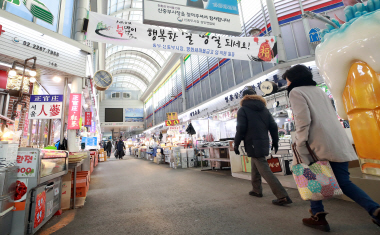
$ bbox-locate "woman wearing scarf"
[284,65,380,231]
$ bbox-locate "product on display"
[315,4,380,176]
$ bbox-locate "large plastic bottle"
[343,62,380,176]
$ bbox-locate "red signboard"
[68,93,82,129]
[85,112,92,127]
[0,70,7,89]
[34,191,46,228]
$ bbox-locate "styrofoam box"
[0,142,18,166]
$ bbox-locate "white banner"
[87,12,278,63]
[143,0,242,35]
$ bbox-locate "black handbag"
[114,149,119,158]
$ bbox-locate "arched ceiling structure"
[106,0,175,92]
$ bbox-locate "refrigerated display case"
[11,149,68,235]
[0,166,18,235]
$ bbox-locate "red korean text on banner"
[34,191,46,228]
[68,93,82,130]
[85,112,92,127]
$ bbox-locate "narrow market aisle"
[39,156,379,235]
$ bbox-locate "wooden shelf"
[0,114,14,124]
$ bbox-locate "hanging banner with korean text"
[68,93,82,130]
[85,112,92,127]
[29,95,63,120]
[87,12,278,63]
[143,0,241,36]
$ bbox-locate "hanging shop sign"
[166,112,178,120]
[166,119,180,126]
[28,95,63,120]
[91,121,96,133]
[84,112,92,127]
[0,16,88,77]
[6,0,54,25]
[142,0,241,35]
[68,94,82,130]
[87,12,278,63]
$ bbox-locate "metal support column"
[152,92,155,126]
[60,77,68,147]
[260,0,269,35]
[217,58,223,92]
[206,58,212,98]
[298,0,315,55]
[180,56,187,112]
[230,60,237,86]
[266,0,287,62]
[74,0,89,42]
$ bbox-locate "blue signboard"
[309,28,321,43]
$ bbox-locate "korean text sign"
[85,112,92,127]
[143,0,241,35]
[29,95,63,120]
[68,93,82,130]
[87,12,278,63]
[16,151,38,177]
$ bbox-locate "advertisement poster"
[87,12,278,63]
[29,95,63,120]
[125,108,144,122]
[16,151,38,177]
[68,94,82,129]
[143,0,241,35]
[34,191,46,228]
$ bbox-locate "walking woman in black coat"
[234,88,292,206]
[106,140,112,158]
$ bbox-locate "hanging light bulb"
[28,69,37,77]
[30,77,36,83]
[83,103,89,109]
[8,68,17,77]
[53,76,61,82]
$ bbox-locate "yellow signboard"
[166,112,178,120]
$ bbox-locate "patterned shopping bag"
[291,143,343,201]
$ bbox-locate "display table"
[200,146,230,171]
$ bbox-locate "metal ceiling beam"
[106,50,161,70]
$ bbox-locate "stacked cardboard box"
[71,171,90,198]
[180,149,188,168]
[172,147,181,169]
[61,171,72,210]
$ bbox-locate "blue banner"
[30,95,63,102]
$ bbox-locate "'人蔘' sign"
[68,93,82,129]
[29,95,63,120]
